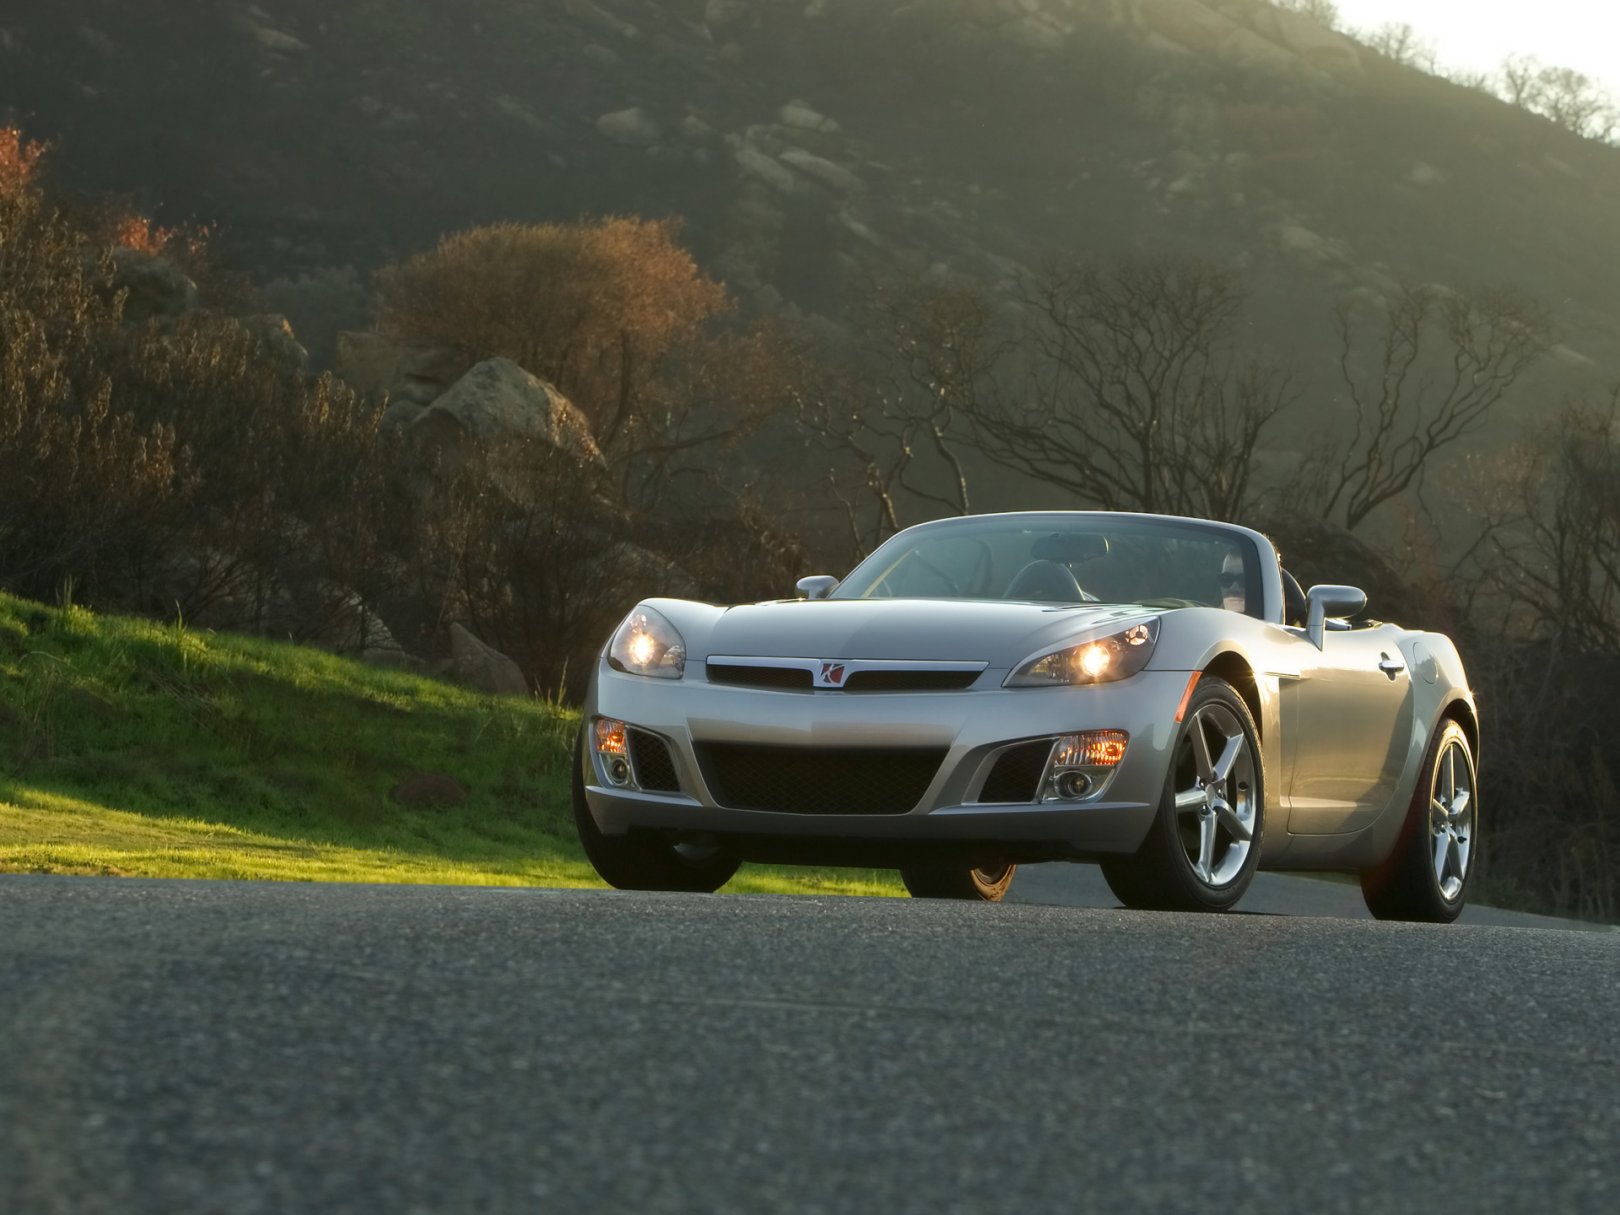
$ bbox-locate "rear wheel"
[1360,719,1475,923]
[572,735,740,892]
[1100,676,1264,912]
[900,862,1017,902]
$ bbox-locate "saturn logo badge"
[815,661,847,688]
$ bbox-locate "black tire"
[1100,676,1264,912]
[1360,719,1476,923]
[572,735,741,893]
[900,862,1017,902]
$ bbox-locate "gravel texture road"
[2,874,1616,1214]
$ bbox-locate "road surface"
[1,874,1615,1213]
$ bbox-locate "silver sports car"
[574,511,1478,921]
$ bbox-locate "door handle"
[1378,653,1405,680]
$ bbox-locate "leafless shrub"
[1297,284,1550,532]
[987,257,1293,521]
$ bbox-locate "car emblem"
[815,661,847,688]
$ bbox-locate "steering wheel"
[1003,560,1085,603]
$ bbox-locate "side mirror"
[1305,584,1367,649]
[796,575,839,600]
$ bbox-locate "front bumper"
[580,662,1191,862]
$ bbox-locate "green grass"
[0,592,901,897]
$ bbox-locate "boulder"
[445,623,528,696]
[110,249,198,322]
[241,313,309,374]
[735,146,798,192]
[778,100,838,133]
[597,107,661,145]
[407,357,602,466]
[779,150,866,196]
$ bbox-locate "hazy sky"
[1332,0,1620,95]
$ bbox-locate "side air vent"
[977,739,1054,803]
[627,729,681,793]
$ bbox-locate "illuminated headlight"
[1005,619,1160,687]
[608,605,686,679]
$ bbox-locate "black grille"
[705,664,979,693]
[628,729,681,793]
[843,670,981,693]
[706,663,813,691]
[978,739,1053,803]
[697,743,947,815]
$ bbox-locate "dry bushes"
[0,130,389,637]
[375,218,728,446]
[0,132,182,601]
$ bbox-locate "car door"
[1284,623,1415,835]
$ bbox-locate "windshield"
[833,516,1261,615]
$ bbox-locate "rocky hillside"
[5,0,1619,397]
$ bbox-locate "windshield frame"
[831,511,1283,624]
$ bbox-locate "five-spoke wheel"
[1361,719,1476,922]
[1101,676,1263,912]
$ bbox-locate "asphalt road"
[2,874,1616,1214]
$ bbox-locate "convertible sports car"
[574,511,1478,921]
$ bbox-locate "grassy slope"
[0,593,899,896]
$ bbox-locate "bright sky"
[1332,0,1620,97]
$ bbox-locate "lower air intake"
[697,743,947,815]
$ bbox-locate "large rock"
[110,249,198,322]
[596,107,661,145]
[444,623,528,696]
[403,357,602,466]
[241,313,309,374]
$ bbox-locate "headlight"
[608,605,686,679]
[1005,619,1160,687]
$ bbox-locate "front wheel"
[1100,676,1264,912]
[572,736,740,892]
[1360,719,1476,923]
[900,862,1017,902]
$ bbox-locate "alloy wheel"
[1428,740,1474,901]
[1172,702,1258,888]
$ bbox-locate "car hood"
[684,597,1154,669]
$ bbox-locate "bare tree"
[962,257,1292,522]
[1310,284,1550,532]
[1459,393,1620,920]
[1362,22,1436,71]
[1483,392,1620,650]
[798,281,1007,550]
[1497,55,1618,142]
[1500,54,1543,107]
[1535,66,1618,142]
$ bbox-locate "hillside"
[0,592,896,895]
[4,0,1618,405]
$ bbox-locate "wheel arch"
[1439,697,1480,767]
[1202,650,1262,741]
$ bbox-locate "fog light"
[607,756,631,786]
[1054,770,1093,799]
[1044,730,1129,802]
